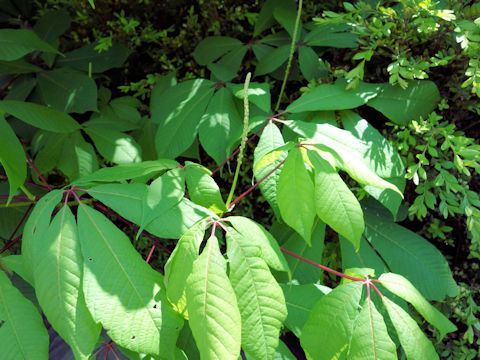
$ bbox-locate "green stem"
[20,185,35,201]
[226,72,251,210]
[274,0,303,112]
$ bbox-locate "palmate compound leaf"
[300,282,363,360]
[77,205,184,358]
[186,235,241,360]
[382,297,439,360]
[277,147,316,244]
[164,221,206,317]
[34,205,100,359]
[349,298,397,360]
[309,149,364,249]
[0,271,49,360]
[379,273,457,337]
[226,226,287,360]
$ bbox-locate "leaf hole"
[131,335,136,340]
[88,257,93,261]
[153,304,157,309]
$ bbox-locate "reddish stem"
[0,175,50,191]
[7,203,33,242]
[26,155,52,191]
[145,245,156,263]
[0,235,22,255]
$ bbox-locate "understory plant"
[0,0,468,359]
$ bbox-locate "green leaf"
[280,283,330,337]
[73,159,178,185]
[382,297,439,360]
[56,42,131,73]
[193,36,243,65]
[85,127,142,164]
[21,190,63,283]
[304,25,359,48]
[185,163,227,214]
[277,147,316,244]
[0,59,42,75]
[77,205,184,357]
[57,131,98,181]
[301,282,363,359]
[0,270,49,359]
[253,122,287,218]
[231,82,271,114]
[86,96,141,131]
[367,81,440,125]
[0,114,26,203]
[349,299,397,360]
[164,222,205,317]
[309,150,364,248]
[364,211,458,300]
[274,7,302,41]
[37,69,97,113]
[255,44,291,76]
[0,100,81,133]
[4,75,37,101]
[379,273,457,337]
[207,45,248,82]
[298,46,323,81]
[33,9,71,44]
[226,216,289,272]
[286,82,379,113]
[198,87,242,165]
[0,28,61,61]
[226,227,287,360]
[254,0,296,37]
[186,235,241,360]
[34,205,100,359]
[340,236,389,278]
[152,79,215,158]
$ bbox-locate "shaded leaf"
[255,45,290,76]
[85,127,142,164]
[0,28,60,61]
[193,36,242,65]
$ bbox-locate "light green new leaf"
[367,81,440,126]
[309,150,364,248]
[0,100,81,133]
[0,271,49,360]
[280,283,330,338]
[38,69,97,113]
[185,163,227,214]
[0,28,61,61]
[379,273,457,337]
[198,87,242,165]
[34,206,100,359]
[253,122,287,218]
[255,44,291,76]
[85,127,142,164]
[231,82,271,113]
[226,216,288,272]
[277,147,315,244]
[365,212,458,300]
[77,205,184,357]
[73,159,178,185]
[286,82,378,113]
[349,299,397,360]
[193,36,243,65]
[21,190,63,283]
[164,222,205,317]
[152,79,215,158]
[0,114,26,203]
[301,282,363,359]
[226,227,287,360]
[186,235,241,360]
[382,297,439,360]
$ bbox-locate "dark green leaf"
[255,45,290,76]
[33,9,71,44]
[207,45,248,82]
[304,25,359,48]
[0,59,42,75]
[85,127,142,164]
[0,28,61,61]
[193,36,243,65]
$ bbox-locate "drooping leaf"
[85,127,142,164]
[77,205,184,357]
[186,235,241,360]
[364,211,458,300]
[164,222,205,317]
[34,205,100,359]
[0,270,49,359]
[185,163,227,214]
[309,150,364,248]
[280,283,330,338]
[277,147,315,244]
[198,87,242,165]
[56,42,131,73]
[226,227,287,360]
[0,114,26,203]
[301,282,363,359]
[37,69,97,113]
[382,297,439,360]
[226,216,289,272]
[367,80,440,126]
[0,100,81,133]
[379,273,457,337]
[193,36,243,65]
[0,28,61,61]
[349,299,397,360]
[255,44,291,76]
[152,79,215,158]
